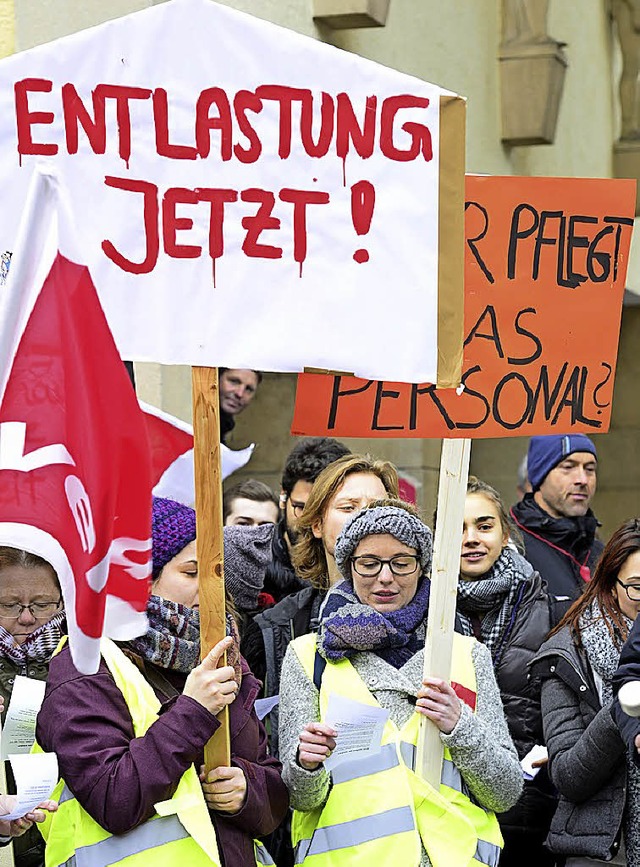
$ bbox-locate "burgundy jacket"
[36,645,288,867]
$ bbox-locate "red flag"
[0,169,152,674]
[140,401,256,506]
[140,401,194,504]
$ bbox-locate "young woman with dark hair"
[531,518,640,866]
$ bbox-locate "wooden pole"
[416,437,471,787]
[191,366,230,770]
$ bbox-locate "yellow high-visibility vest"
[290,632,503,867]
[35,637,274,867]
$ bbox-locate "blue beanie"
[527,434,597,492]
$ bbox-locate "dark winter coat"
[0,655,50,867]
[36,644,289,867]
[241,585,324,758]
[531,626,627,860]
[511,494,603,602]
[488,570,557,842]
[612,613,640,762]
[220,408,234,443]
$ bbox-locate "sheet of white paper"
[254,694,279,721]
[324,694,388,771]
[1,676,46,759]
[521,744,547,780]
[0,753,58,821]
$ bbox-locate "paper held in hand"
[324,693,389,772]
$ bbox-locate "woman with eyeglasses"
[531,518,640,866]
[0,546,63,867]
[278,498,522,867]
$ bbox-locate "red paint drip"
[351,179,375,264]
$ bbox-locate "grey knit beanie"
[223,523,273,612]
[334,505,433,581]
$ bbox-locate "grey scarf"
[456,548,530,664]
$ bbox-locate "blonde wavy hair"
[290,454,399,591]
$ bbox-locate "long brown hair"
[554,517,640,648]
[291,454,399,590]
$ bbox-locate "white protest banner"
[0,0,464,385]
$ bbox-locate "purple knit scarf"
[318,577,430,668]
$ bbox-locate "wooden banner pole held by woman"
[192,365,231,771]
[416,437,471,787]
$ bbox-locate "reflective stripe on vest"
[331,743,399,784]
[475,838,501,867]
[58,786,74,805]
[338,741,468,798]
[63,814,189,867]
[254,841,276,866]
[34,638,224,867]
[289,632,504,867]
[294,805,415,864]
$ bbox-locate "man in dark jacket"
[218,368,261,443]
[510,433,602,604]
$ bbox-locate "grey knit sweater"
[279,638,522,866]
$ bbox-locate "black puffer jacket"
[463,564,557,848]
[0,655,50,867]
[494,570,557,836]
[241,585,324,757]
[510,494,603,602]
[531,626,626,860]
[612,612,640,762]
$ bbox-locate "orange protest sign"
[292,175,636,439]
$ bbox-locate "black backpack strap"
[313,650,326,692]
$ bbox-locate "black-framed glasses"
[0,599,63,620]
[288,499,306,518]
[616,580,640,602]
[350,555,420,578]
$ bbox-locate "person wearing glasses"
[279,499,522,867]
[531,519,640,866]
[0,546,63,867]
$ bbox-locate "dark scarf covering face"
[456,547,531,664]
[318,577,430,669]
[127,595,242,682]
[0,611,65,669]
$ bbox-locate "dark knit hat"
[152,496,197,580]
[223,523,273,612]
[527,434,597,492]
[334,504,432,582]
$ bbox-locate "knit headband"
[334,505,433,581]
[152,496,197,580]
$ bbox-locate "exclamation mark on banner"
[351,180,375,264]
